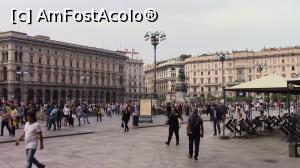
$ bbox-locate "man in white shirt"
[16,113,45,168]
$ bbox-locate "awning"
[225,74,300,93]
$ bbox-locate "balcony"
[204,83,221,87]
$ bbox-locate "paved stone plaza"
[0,114,299,168]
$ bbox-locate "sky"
[1,0,300,64]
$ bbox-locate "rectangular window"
[62,60,65,67]
[47,58,50,65]
[55,59,58,66]
[39,57,42,64]
[70,61,73,67]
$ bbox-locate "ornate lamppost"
[144,31,166,104]
[216,51,229,139]
[256,63,267,78]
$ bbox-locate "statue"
[178,68,185,82]
[175,68,187,92]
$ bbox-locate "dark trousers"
[213,120,221,135]
[189,134,200,158]
[1,120,11,135]
[96,114,102,122]
[10,120,15,136]
[56,118,61,130]
[48,118,56,130]
[167,126,179,144]
[124,121,129,132]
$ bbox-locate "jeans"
[189,134,200,158]
[78,116,81,126]
[83,114,90,124]
[48,118,56,130]
[213,120,221,135]
[26,149,43,168]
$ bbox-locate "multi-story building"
[124,58,145,102]
[185,47,300,98]
[144,55,191,101]
[0,31,127,105]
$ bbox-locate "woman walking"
[122,106,131,132]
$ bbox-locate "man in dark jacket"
[187,108,204,160]
[165,107,181,145]
[210,104,222,136]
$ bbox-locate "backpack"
[189,114,202,134]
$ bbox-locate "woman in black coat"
[122,106,131,132]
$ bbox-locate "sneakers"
[165,142,170,146]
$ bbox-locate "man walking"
[16,112,45,168]
[187,108,204,160]
[165,107,181,145]
[210,103,222,136]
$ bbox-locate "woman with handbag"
[122,106,131,133]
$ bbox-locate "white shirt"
[24,122,42,149]
[63,107,70,116]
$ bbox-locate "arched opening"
[3,66,7,81]
[106,91,110,104]
[27,88,35,104]
[68,90,73,101]
[100,91,104,104]
[14,88,22,103]
[52,90,59,105]
[60,90,66,105]
[95,91,99,104]
[45,90,51,104]
[112,92,116,103]
[200,94,205,98]
[2,88,8,100]
[88,91,93,104]
[75,90,80,103]
[36,89,43,105]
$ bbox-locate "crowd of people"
[0,98,141,137]
[1,97,296,166]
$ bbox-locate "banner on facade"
[139,99,152,116]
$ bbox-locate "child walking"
[16,113,45,168]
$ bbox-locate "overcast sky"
[1,0,300,64]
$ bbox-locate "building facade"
[184,47,300,98]
[144,55,190,101]
[124,58,145,102]
[0,31,127,105]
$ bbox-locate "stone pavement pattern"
[0,118,299,168]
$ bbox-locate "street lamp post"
[216,52,229,139]
[256,63,267,78]
[144,31,166,106]
[81,75,90,103]
[16,71,28,103]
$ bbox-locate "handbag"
[121,122,124,128]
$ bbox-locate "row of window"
[186,57,299,70]
[29,56,123,73]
